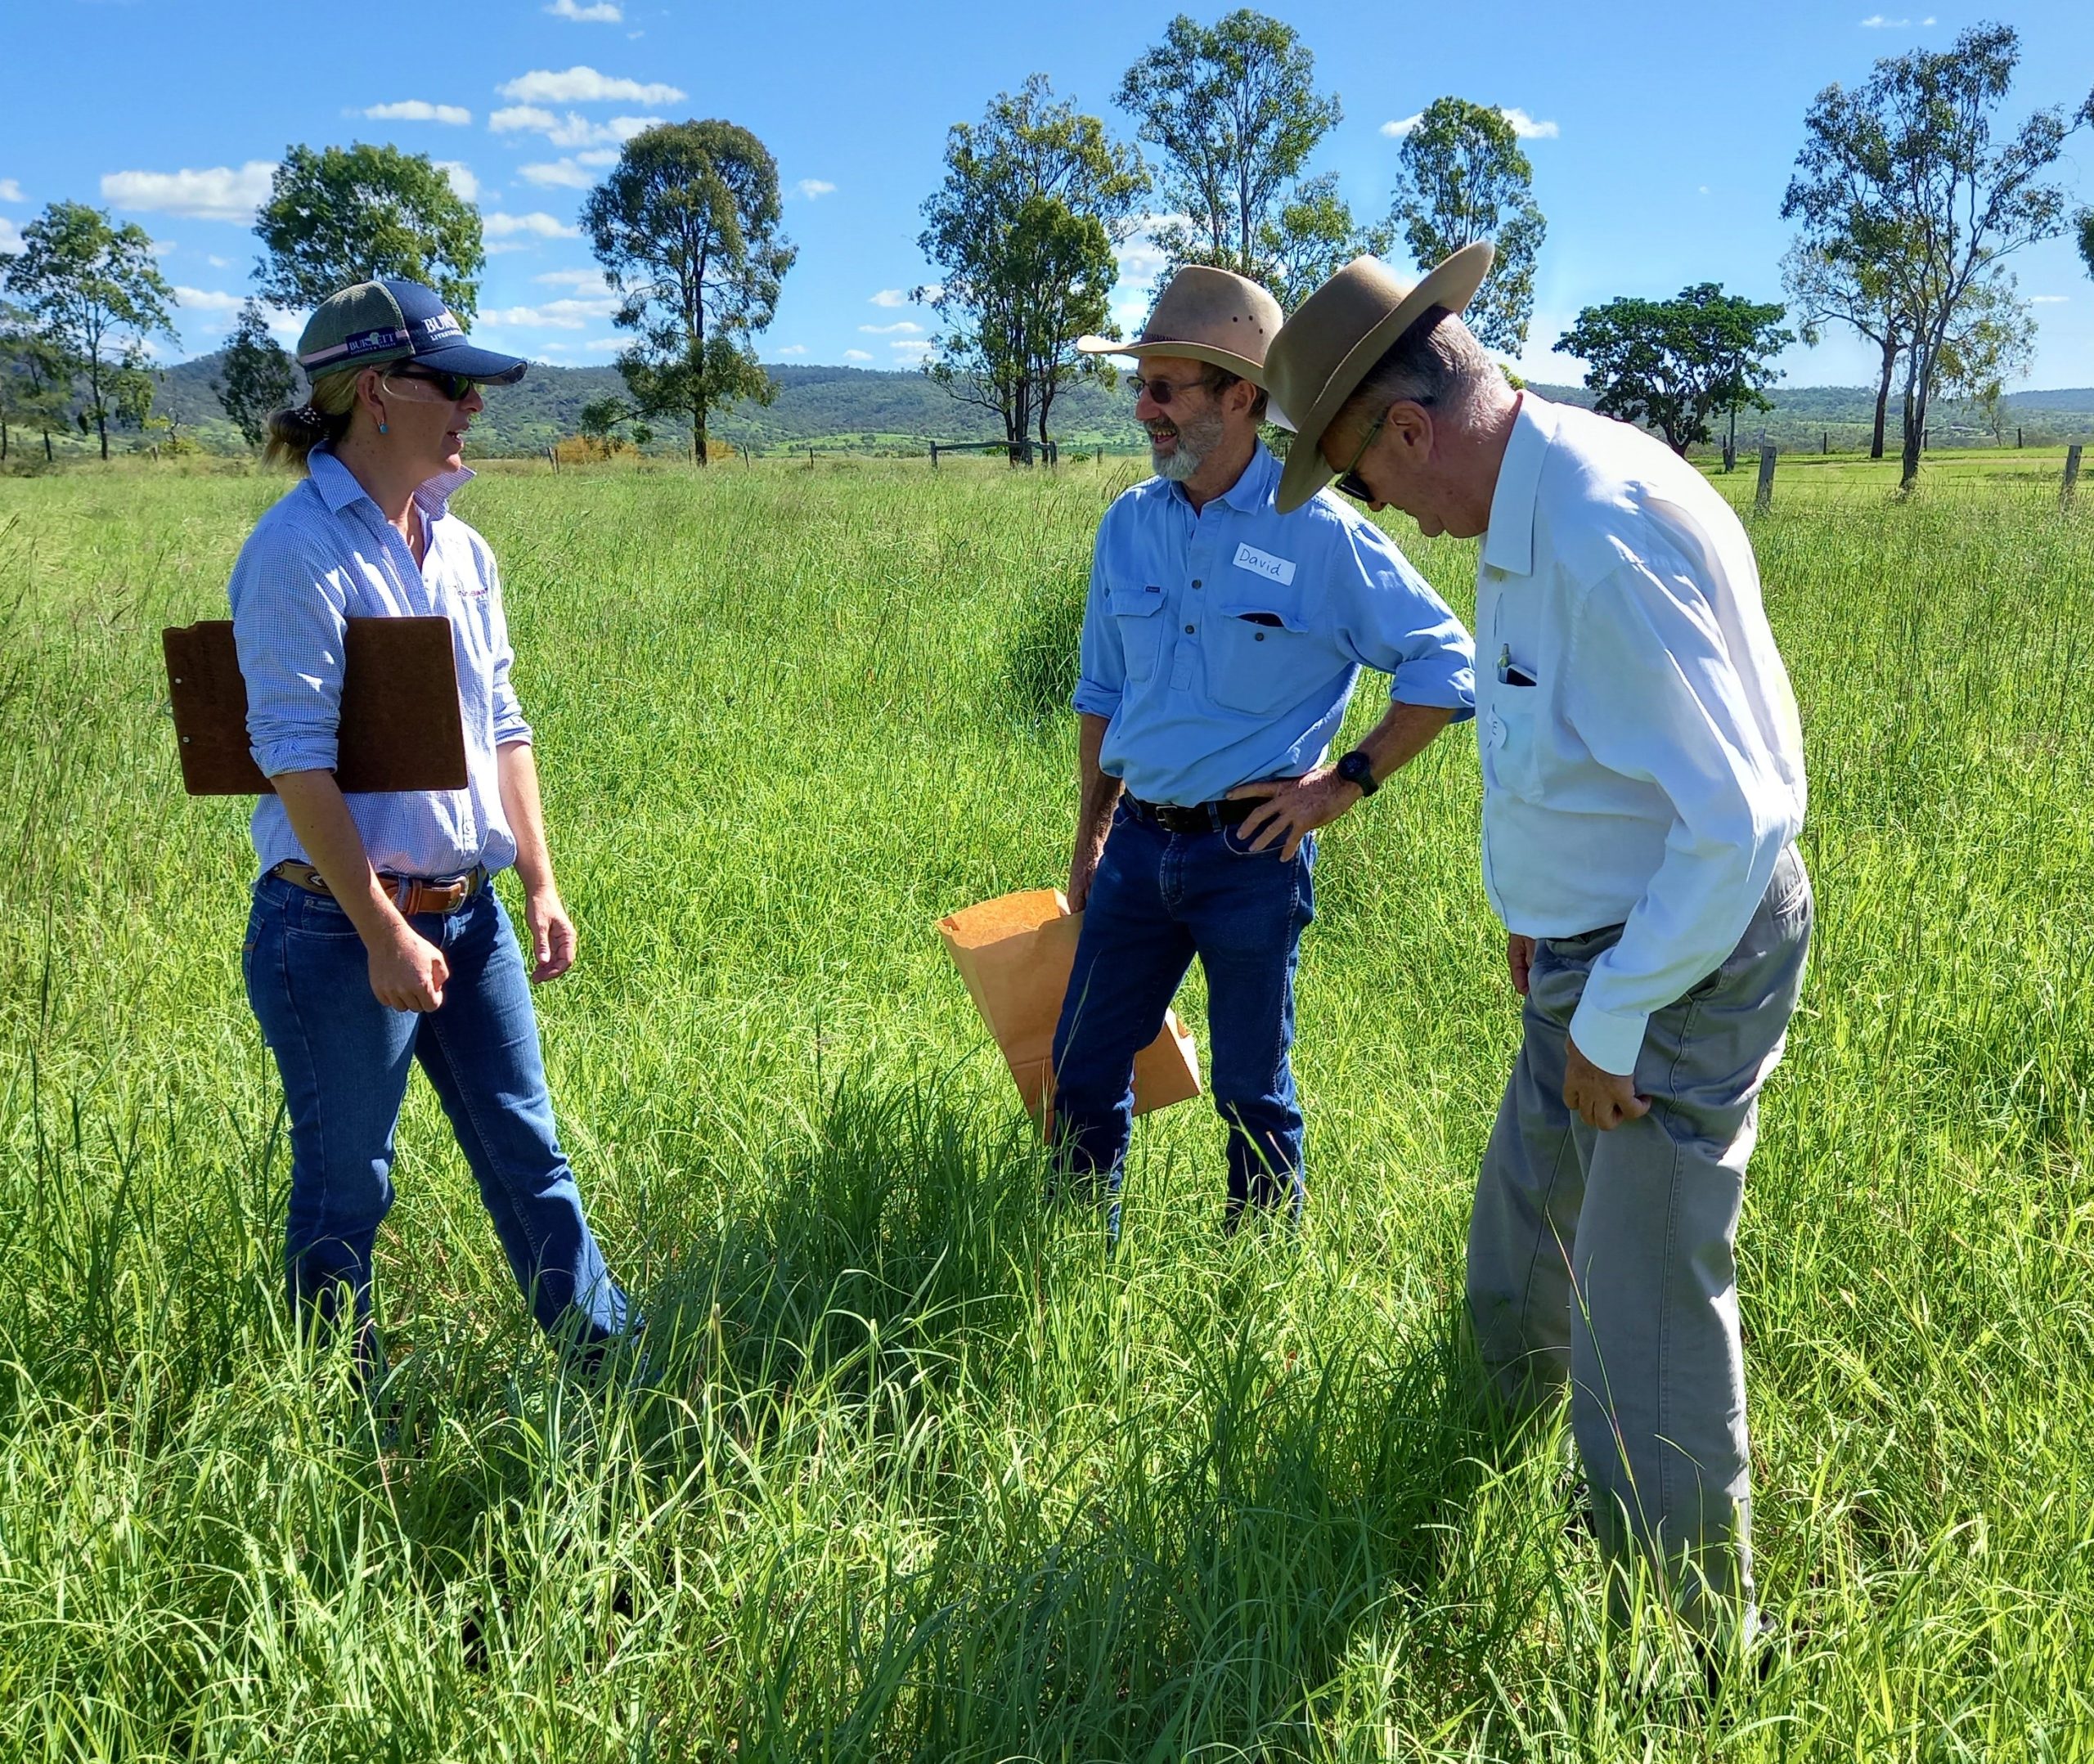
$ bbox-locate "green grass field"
[2,458,2091,1759]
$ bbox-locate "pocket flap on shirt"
[1214,601,1310,634]
[1108,583,1167,617]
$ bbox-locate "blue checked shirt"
[1074,442,1476,806]
[228,447,531,881]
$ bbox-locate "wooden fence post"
[930,442,940,469]
[2017,426,2024,449]
[2063,444,2082,509]
[1822,430,1829,456]
[546,445,558,474]
[1755,444,1777,513]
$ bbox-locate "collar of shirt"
[1166,438,1280,516]
[308,446,474,532]
[1479,393,1558,579]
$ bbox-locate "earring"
[378,422,388,434]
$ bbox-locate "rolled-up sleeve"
[1070,537,1125,719]
[230,530,350,778]
[485,554,533,747]
[1334,519,1476,719]
[1562,558,1802,1075]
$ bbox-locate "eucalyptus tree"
[213,298,297,448]
[583,119,797,465]
[1,200,173,460]
[917,75,1146,460]
[255,144,485,317]
[1386,97,1547,355]
[1782,21,2091,487]
[1117,10,1377,304]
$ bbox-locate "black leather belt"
[1121,793,1257,834]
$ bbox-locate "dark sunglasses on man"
[1329,395,1434,503]
[1125,370,1215,406]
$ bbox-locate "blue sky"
[7,0,2094,388]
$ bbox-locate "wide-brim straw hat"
[1265,242,1494,513]
[1076,264,1295,429]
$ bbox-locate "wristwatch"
[1335,748,1380,797]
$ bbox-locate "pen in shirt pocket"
[1497,644,1537,688]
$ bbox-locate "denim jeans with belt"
[1049,801,1316,1236]
[242,873,631,1353]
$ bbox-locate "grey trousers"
[1467,846,1812,1633]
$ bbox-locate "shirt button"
[1192,579,1202,588]
[1184,623,1195,634]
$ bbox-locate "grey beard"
[1150,407,1225,482]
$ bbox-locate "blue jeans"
[1049,802,1315,1234]
[242,873,631,1355]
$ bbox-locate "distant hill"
[119,357,2094,460]
[151,353,1148,458]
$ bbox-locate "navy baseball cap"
[295,278,528,385]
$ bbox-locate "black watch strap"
[1337,748,1379,797]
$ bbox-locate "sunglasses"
[382,365,480,403]
[1126,371,1212,406]
[1328,397,1432,502]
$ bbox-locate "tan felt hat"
[1265,242,1494,513]
[1076,264,1293,428]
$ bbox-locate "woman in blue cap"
[231,277,634,1379]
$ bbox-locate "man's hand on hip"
[1227,766,1361,860]
[1507,932,1537,996]
[1564,1034,1651,1131]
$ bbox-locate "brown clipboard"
[163,617,469,796]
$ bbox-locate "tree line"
[1,13,2087,486]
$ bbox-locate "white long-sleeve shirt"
[1476,395,1807,1075]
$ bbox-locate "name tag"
[1232,542,1296,586]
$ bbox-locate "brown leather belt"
[272,860,488,916]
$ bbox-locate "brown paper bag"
[937,886,1202,1128]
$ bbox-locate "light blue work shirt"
[1073,442,1476,806]
[227,447,531,881]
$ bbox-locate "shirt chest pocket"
[1109,583,1168,682]
[1482,685,1548,800]
[1206,604,1328,716]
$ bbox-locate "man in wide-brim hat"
[1050,265,1475,1237]
[1265,248,1809,1656]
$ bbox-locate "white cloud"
[1859,13,1934,24]
[364,100,472,125]
[844,348,873,361]
[1115,214,1189,287]
[479,294,618,329]
[2031,294,2069,304]
[101,160,276,222]
[536,267,609,289]
[497,108,659,148]
[483,211,581,239]
[0,218,21,254]
[1698,184,1711,195]
[777,343,808,356]
[492,105,559,133]
[1382,108,1555,140]
[497,66,685,105]
[437,161,480,202]
[173,285,244,313]
[870,288,908,307]
[859,320,922,334]
[890,339,934,358]
[0,179,22,203]
[546,0,622,17]
[582,336,621,351]
[522,159,597,189]
[795,178,836,200]
[206,254,230,267]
